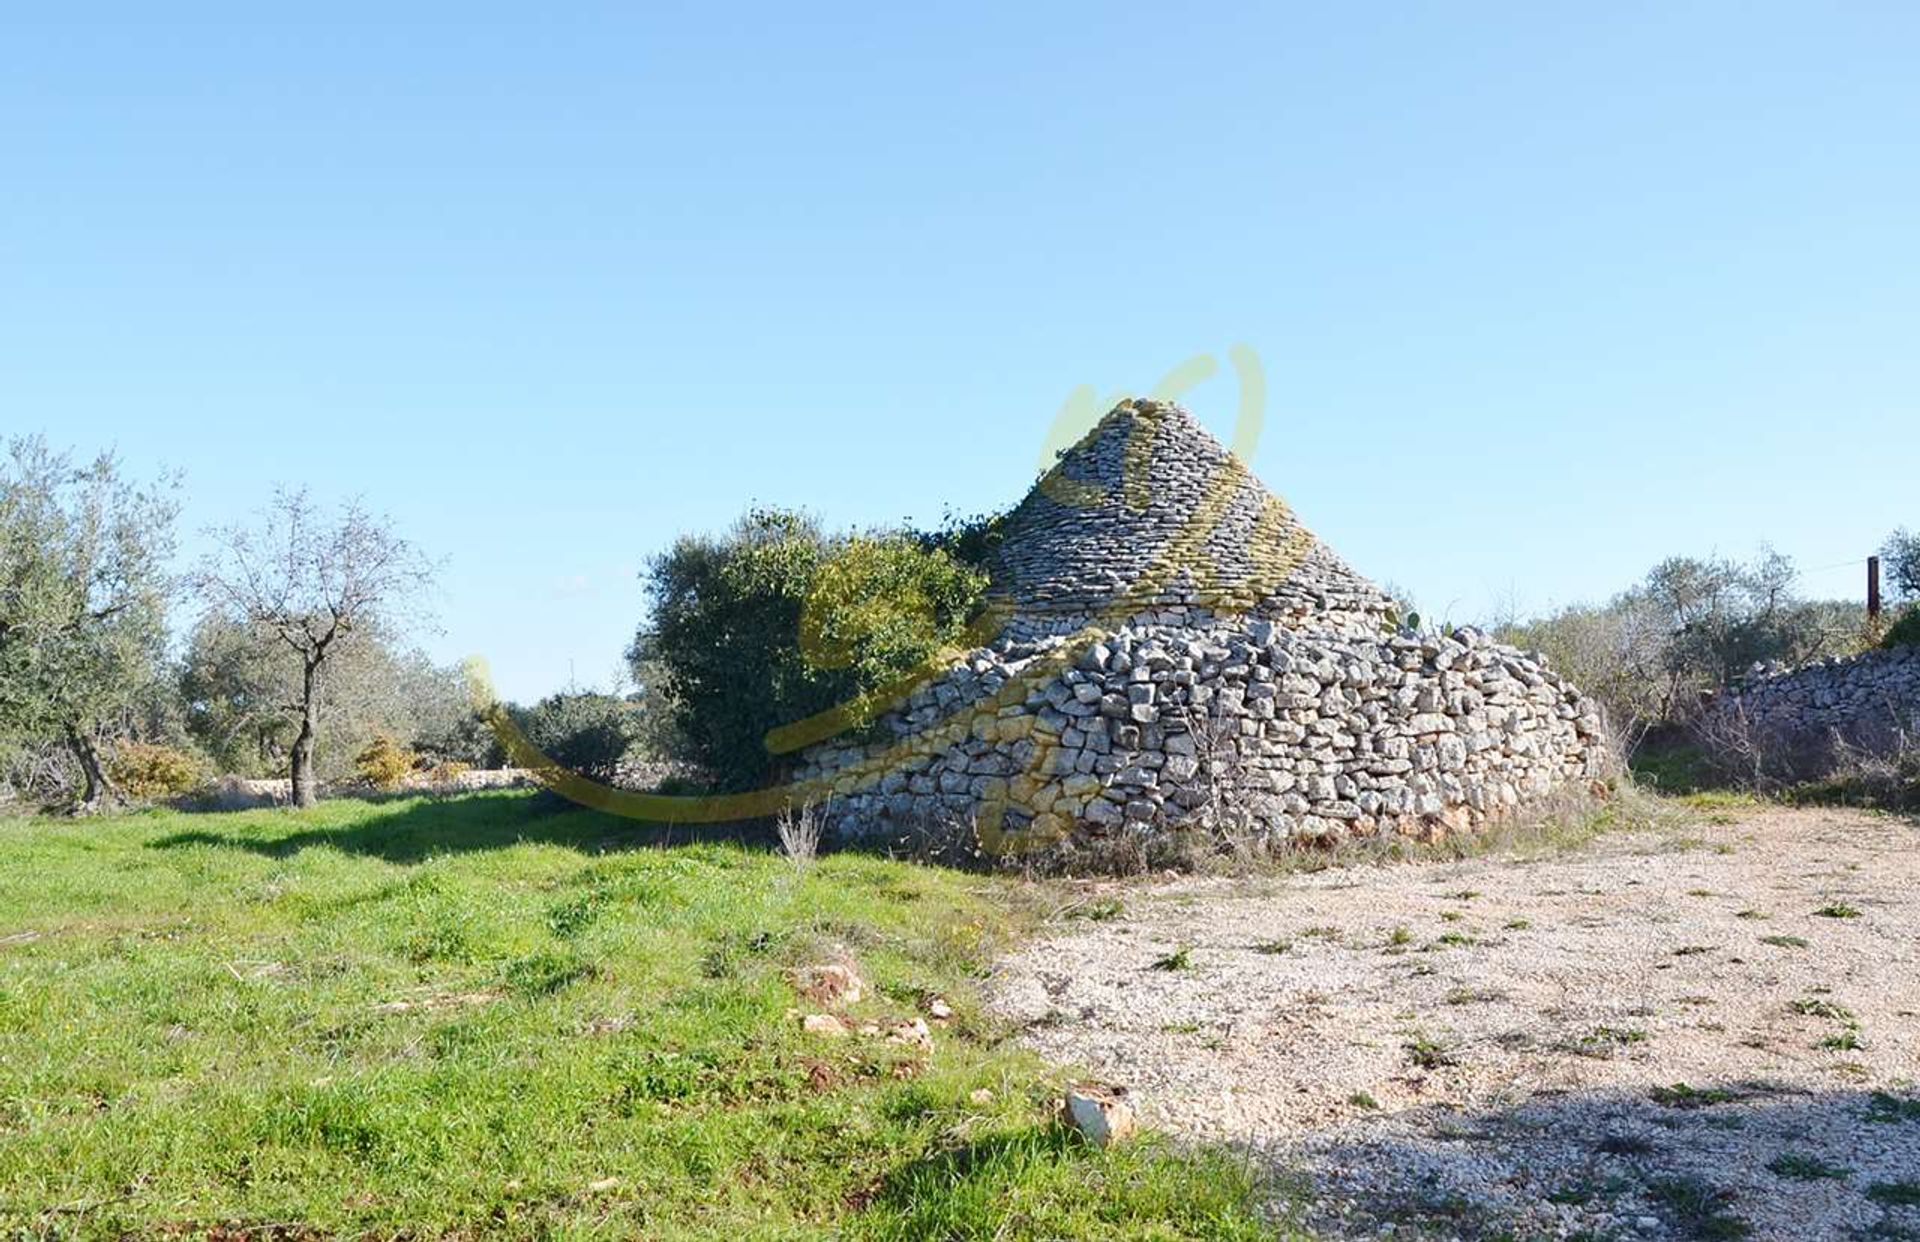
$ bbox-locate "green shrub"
[353,734,416,789]
[1882,605,1920,650]
[515,692,642,782]
[415,707,508,769]
[1496,550,1866,738]
[634,508,987,789]
[800,533,986,720]
[105,741,208,800]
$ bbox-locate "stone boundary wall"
[180,767,537,811]
[796,616,1612,852]
[1709,646,1920,754]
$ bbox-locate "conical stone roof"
[798,395,1610,855]
[987,399,1394,629]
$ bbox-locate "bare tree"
[194,491,435,807]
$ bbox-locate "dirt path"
[992,806,1920,1240]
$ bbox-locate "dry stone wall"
[1708,645,1920,754]
[795,398,1614,853]
[797,617,1608,850]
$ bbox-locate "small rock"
[886,1017,934,1050]
[801,1013,850,1038]
[790,962,865,1006]
[1063,1082,1138,1147]
[927,997,954,1020]
[969,1087,994,1106]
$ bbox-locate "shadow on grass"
[856,1121,1276,1239]
[147,790,778,865]
[1632,729,1920,820]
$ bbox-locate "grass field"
[0,792,1277,1240]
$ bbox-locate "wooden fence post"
[1868,556,1881,620]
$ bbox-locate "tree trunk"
[290,659,320,808]
[65,725,116,814]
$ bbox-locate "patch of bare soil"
[992,806,1920,1240]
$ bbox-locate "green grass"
[1867,1180,1920,1208]
[1649,1083,1741,1109]
[1443,986,1504,1006]
[1765,1152,1849,1182]
[1643,1175,1751,1239]
[1567,1026,1649,1058]
[1149,945,1194,972]
[1788,997,1857,1022]
[0,792,1277,1239]
[1626,743,1719,796]
[1866,1092,1920,1123]
[1402,1033,1457,1069]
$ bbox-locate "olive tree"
[0,437,176,810]
[1496,548,1865,740]
[633,507,986,789]
[1883,528,1920,603]
[194,491,435,807]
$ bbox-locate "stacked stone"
[796,618,1606,846]
[987,401,1396,639]
[795,398,1613,850]
[1710,645,1920,748]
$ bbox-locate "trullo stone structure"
[794,399,1612,851]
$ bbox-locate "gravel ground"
[991,805,1920,1240]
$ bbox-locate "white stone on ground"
[991,806,1920,1241]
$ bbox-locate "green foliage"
[514,691,642,782]
[1883,528,1920,602]
[0,437,177,804]
[913,507,1008,571]
[1649,1082,1740,1108]
[1643,1175,1751,1239]
[177,614,295,776]
[633,508,827,790]
[636,508,987,789]
[0,792,1274,1238]
[1866,1181,1920,1208]
[1403,1033,1457,1069]
[105,741,209,800]
[1497,549,1867,737]
[414,707,508,769]
[1882,605,1920,649]
[190,490,438,806]
[800,534,987,725]
[180,614,471,781]
[1766,1152,1849,1181]
[353,734,416,789]
[1149,945,1193,971]
[1865,1091,1920,1123]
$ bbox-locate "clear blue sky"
[6,4,1915,702]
